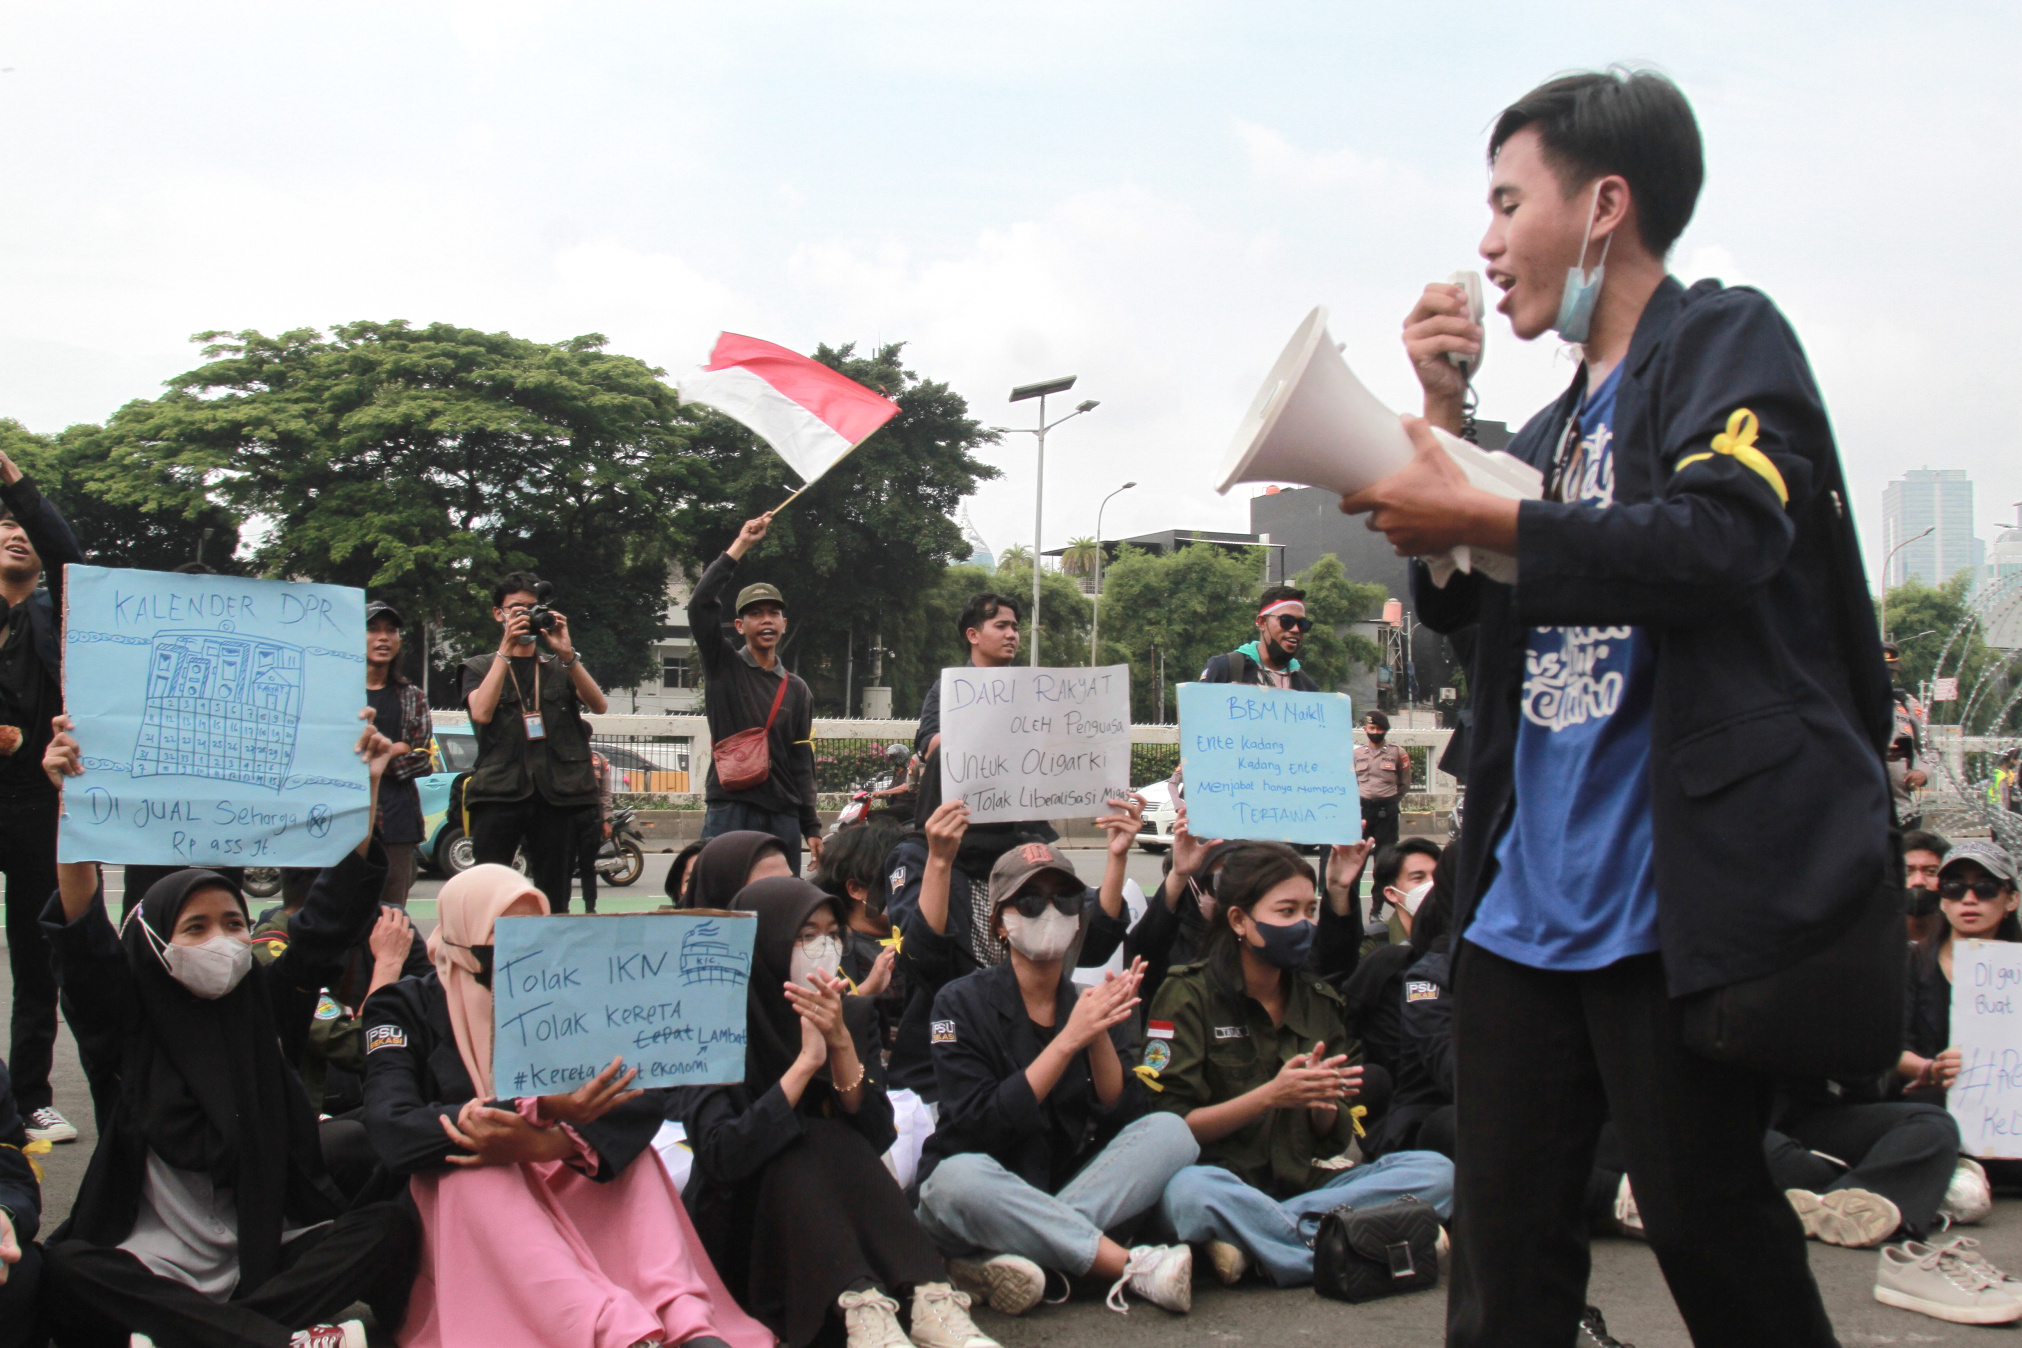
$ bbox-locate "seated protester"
[666,841,708,908]
[1368,879,1460,1160]
[1902,828,1951,950]
[915,844,1200,1319]
[1339,845,1443,1081]
[361,864,765,1348]
[1,1055,46,1348]
[812,821,908,1057]
[884,790,1137,1104]
[688,832,793,910]
[38,714,418,1348]
[1125,820,1231,1013]
[1150,843,1453,1288]
[679,878,996,1348]
[1365,837,1442,950]
[253,871,430,1116]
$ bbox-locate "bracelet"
[558,654,579,669]
[831,1058,867,1092]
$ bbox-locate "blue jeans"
[1161,1150,1456,1287]
[700,801,804,876]
[916,1112,1200,1275]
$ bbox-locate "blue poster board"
[58,565,370,866]
[491,913,756,1094]
[1176,682,1360,845]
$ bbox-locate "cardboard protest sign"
[492,912,756,1095]
[1176,682,1359,845]
[937,664,1131,824]
[59,565,370,867]
[1948,940,2022,1158]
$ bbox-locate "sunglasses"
[1270,615,1313,633]
[1008,887,1081,920]
[1941,879,2011,901]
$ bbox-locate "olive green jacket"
[252,912,366,1113]
[1143,959,1360,1198]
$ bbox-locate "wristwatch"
[557,654,579,669]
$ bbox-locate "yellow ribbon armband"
[1674,408,1788,506]
[1348,1103,1368,1139]
[6,1139,51,1184]
[1132,1065,1166,1093]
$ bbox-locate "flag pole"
[772,482,813,514]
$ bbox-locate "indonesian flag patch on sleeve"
[1147,1020,1175,1040]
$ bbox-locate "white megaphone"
[1215,305,1542,584]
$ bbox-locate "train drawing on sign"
[130,631,306,791]
[679,921,752,988]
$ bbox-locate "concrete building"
[607,568,703,716]
[1883,469,1984,591]
[1979,503,2022,651]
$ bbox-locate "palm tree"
[997,544,1033,571]
[1061,536,1100,577]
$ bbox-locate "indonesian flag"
[676,332,901,488]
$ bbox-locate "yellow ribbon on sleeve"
[1132,1065,1165,1093]
[6,1139,50,1183]
[1674,408,1788,506]
[1348,1103,1367,1138]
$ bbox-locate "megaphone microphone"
[1215,305,1542,583]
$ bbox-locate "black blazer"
[1415,277,1893,998]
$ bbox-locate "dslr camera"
[517,580,560,644]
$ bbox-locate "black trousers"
[42,1200,417,1348]
[2,792,60,1115]
[1359,796,1401,851]
[1766,1099,1959,1237]
[1447,945,1835,1348]
[572,809,602,913]
[0,1239,46,1348]
[469,798,593,914]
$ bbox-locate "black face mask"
[1905,887,1939,919]
[471,944,495,990]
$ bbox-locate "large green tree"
[1878,572,2018,732]
[1,418,243,571]
[88,322,702,686]
[671,342,1000,715]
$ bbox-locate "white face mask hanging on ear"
[1553,181,1613,344]
[790,934,844,987]
[143,921,255,1000]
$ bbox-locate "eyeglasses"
[1271,615,1313,633]
[1008,887,1081,920]
[1941,879,2011,902]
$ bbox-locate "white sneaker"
[947,1254,1046,1316]
[288,1323,366,1348]
[1106,1244,1191,1315]
[1940,1157,1994,1226]
[1612,1174,1644,1239]
[25,1106,78,1143]
[1910,1236,2020,1288]
[839,1289,911,1348]
[908,1282,1000,1348]
[1787,1188,1901,1248]
[1205,1240,1248,1286]
[1875,1242,2022,1324]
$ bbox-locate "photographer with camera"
[462,571,609,912]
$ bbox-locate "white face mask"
[1399,880,1433,918]
[160,934,255,1000]
[790,934,844,987]
[1002,906,1080,962]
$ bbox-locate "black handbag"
[1678,830,1906,1078]
[1312,1194,1441,1304]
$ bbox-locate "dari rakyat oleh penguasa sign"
[935,664,1132,824]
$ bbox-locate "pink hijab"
[427,863,548,1098]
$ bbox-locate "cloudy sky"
[5,2,2018,589]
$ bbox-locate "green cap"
[736,582,786,614]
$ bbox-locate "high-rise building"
[1882,469,1984,590]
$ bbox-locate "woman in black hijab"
[687,831,791,910]
[38,714,418,1348]
[678,877,988,1348]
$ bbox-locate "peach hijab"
[427,863,548,1098]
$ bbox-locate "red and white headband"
[1258,599,1307,618]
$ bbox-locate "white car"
[1135,778,1179,853]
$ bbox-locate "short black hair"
[813,823,902,916]
[1258,584,1305,612]
[1904,829,1951,859]
[1371,837,1441,898]
[958,592,1022,642]
[1489,68,1703,257]
[492,570,544,608]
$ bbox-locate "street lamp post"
[1881,525,1936,640]
[1090,480,1136,665]
[1006,378,1100,667]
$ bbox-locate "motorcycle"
[595,806,647,886]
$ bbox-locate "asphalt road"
[10,858,2022,1345]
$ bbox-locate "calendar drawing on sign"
[130,631,306,791]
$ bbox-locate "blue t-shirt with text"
[1466,365,1661,971]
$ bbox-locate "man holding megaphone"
[1342,70,1898,1345]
